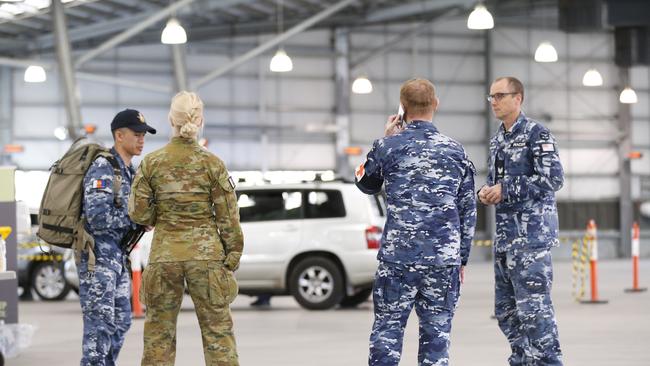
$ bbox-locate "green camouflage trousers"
[141,260,239,366]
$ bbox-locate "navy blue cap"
[110,109,156,134]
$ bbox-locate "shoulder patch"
[90,179,111,192]
[541,143,555,152]
[540,131,550,140]
[92,179,106,189]
[355,162,366,180]
[228,176,236,190]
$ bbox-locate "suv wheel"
[31,262,71,301]
[289,257,344,310]
[340,287,372,308]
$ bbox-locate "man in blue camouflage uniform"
[355,78,476,366]
[79,109,156,366]
[478,77,564,366]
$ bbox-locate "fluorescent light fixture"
[161,18,187,44]
[619,87,638,104]
[467,3,494,30]
[25,0,51,9]
[269,48,293,72]
[24,65,46,83]
[54,126,68,141]
[534,41,558,62]
[582,68,603,87]
[352,76,373,94]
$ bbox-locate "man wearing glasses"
[478,76,564,366]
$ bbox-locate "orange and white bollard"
[581,220,608,304]
[130,243,145,318]
[625,222,647,293]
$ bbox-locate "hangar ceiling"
[0,0,561,56]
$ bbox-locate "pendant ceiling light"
[270,48,293,72]
[24,65,46,83]
[53,126,68,141]
[352,75,373,94]
[619,87,638,104]
[270,0,293,73]
[534,41,558,62]
[161,18,187,44]
[582,68,603,87]
[467,3,494,30]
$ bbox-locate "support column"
[618,67,633,258]
[334,27,351,179]
[0,67,13,165]
[171,44,188,92]
[484,30,496,245]
[51,0,82,139]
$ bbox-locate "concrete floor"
[8,259,650,366]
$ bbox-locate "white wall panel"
[13,107,66,137]
[6,24,649,191]
[560,148,618,174]
[13,72,62,104]
[558,177,619,199]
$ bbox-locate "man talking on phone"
[355,78,477,366]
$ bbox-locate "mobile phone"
[397,104,405,127]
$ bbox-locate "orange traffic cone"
[581,220,608,304]
[625,222,647,293]
[130,243,145,318]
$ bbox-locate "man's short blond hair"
[400,78,437,117]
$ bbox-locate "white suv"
[65,182,385,310]
[235,181,384,310]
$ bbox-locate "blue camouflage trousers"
[78,254,132,366]
[494,248,563,366]
[369,261,461,366]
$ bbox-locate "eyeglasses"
[486,92,517,102]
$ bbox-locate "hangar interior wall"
[6,17,650,229]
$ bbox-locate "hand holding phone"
[385,105,405,137]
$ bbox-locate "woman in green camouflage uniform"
[129,91,243,366]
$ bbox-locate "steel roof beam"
[365,0,475,22]
[193,0,357,89]
[73,0,198,68]
[36,11,155,49]
[76,72,172,94]
[73,0,257,69]
[351,7,461,70]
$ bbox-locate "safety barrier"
[17,242,64,262]
[578,220,608,304]
[625,222,647,293]
[571,234,589,302]
[130,243,145,318]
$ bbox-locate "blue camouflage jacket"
[82,147,135,273]
[356,120,476,266]
[487,112,564,252]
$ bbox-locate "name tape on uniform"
[541,143,555,152]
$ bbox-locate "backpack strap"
[80,151,123,272]
[97,151,123,208]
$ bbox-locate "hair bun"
[179,122,199,138]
